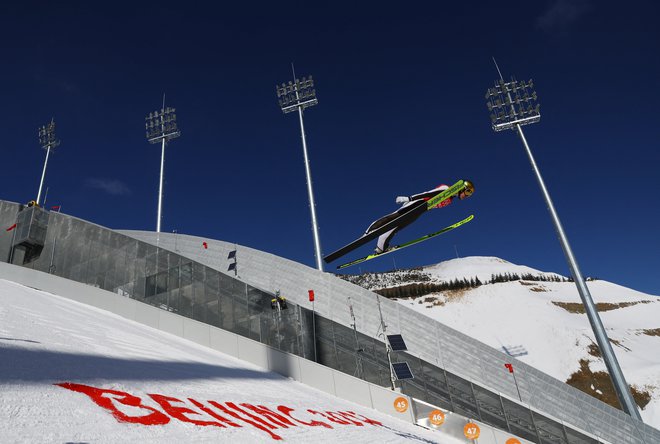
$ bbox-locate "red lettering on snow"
[225,402,283,430]
[277,405,332,428]
[55,382,382,439]
[332,411,364,426]
[149,394,224,427]
[240,404,296,428]
[207,401,283,440]
[325,411,364,427]
[307,409,382,427]
[308,409,353,425]
[342,411,383,426]
[55,383,169,425]
[188,398,242,428]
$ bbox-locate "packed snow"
[3,255,658,441]
[0,279,457,443]
[384,256,660,428]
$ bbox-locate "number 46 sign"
[429,409,445,426]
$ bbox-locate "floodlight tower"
[36,119,60,206]
[485,69,642,421]
[145,100,180,233]
[276,71,324,271]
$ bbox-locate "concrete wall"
[0,261,532,443]
[119,230,654,444]
[0,201,652,443]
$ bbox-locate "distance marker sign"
[393,397,409,413]
[429,409,445,426]
[464,422,480,439]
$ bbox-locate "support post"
[276,70,324,271]
[486,71,642,420]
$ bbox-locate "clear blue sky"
[1,1,658,295]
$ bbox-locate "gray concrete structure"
[0,199,657,443]
[120,230,656,444]
[0,261,531,444]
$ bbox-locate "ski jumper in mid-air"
[366,180,475,254]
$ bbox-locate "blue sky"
[1,1,658,295]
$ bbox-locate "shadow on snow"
[0,346,282,383]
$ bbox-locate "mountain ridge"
[338,256,660,426]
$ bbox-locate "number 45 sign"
[393,397,409,413]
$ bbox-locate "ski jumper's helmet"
[462,180,475,198]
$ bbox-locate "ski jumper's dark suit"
[366,184,457,253]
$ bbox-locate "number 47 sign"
[464,422,480,439]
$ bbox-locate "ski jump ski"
[336,214,474,269]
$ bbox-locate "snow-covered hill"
[0,279,455,443]
[341,256,660,428]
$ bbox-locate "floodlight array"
[38,120,60,149]
[276,76,318,114]
[484,71,642,420]
[145,107,181,143]
[486,78,540,132]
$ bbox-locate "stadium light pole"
[37,119,60,206]
[485,68,642,421]
[276,69,324,271]
[376,295,396,390]
[145,98,180,233]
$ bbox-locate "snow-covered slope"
[343,256,660,428]
[0,279,454,443]
[422,256,563,283]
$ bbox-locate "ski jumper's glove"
[395,196,410,204]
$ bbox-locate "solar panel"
[387,334,408,351]
[392,362,414,380]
